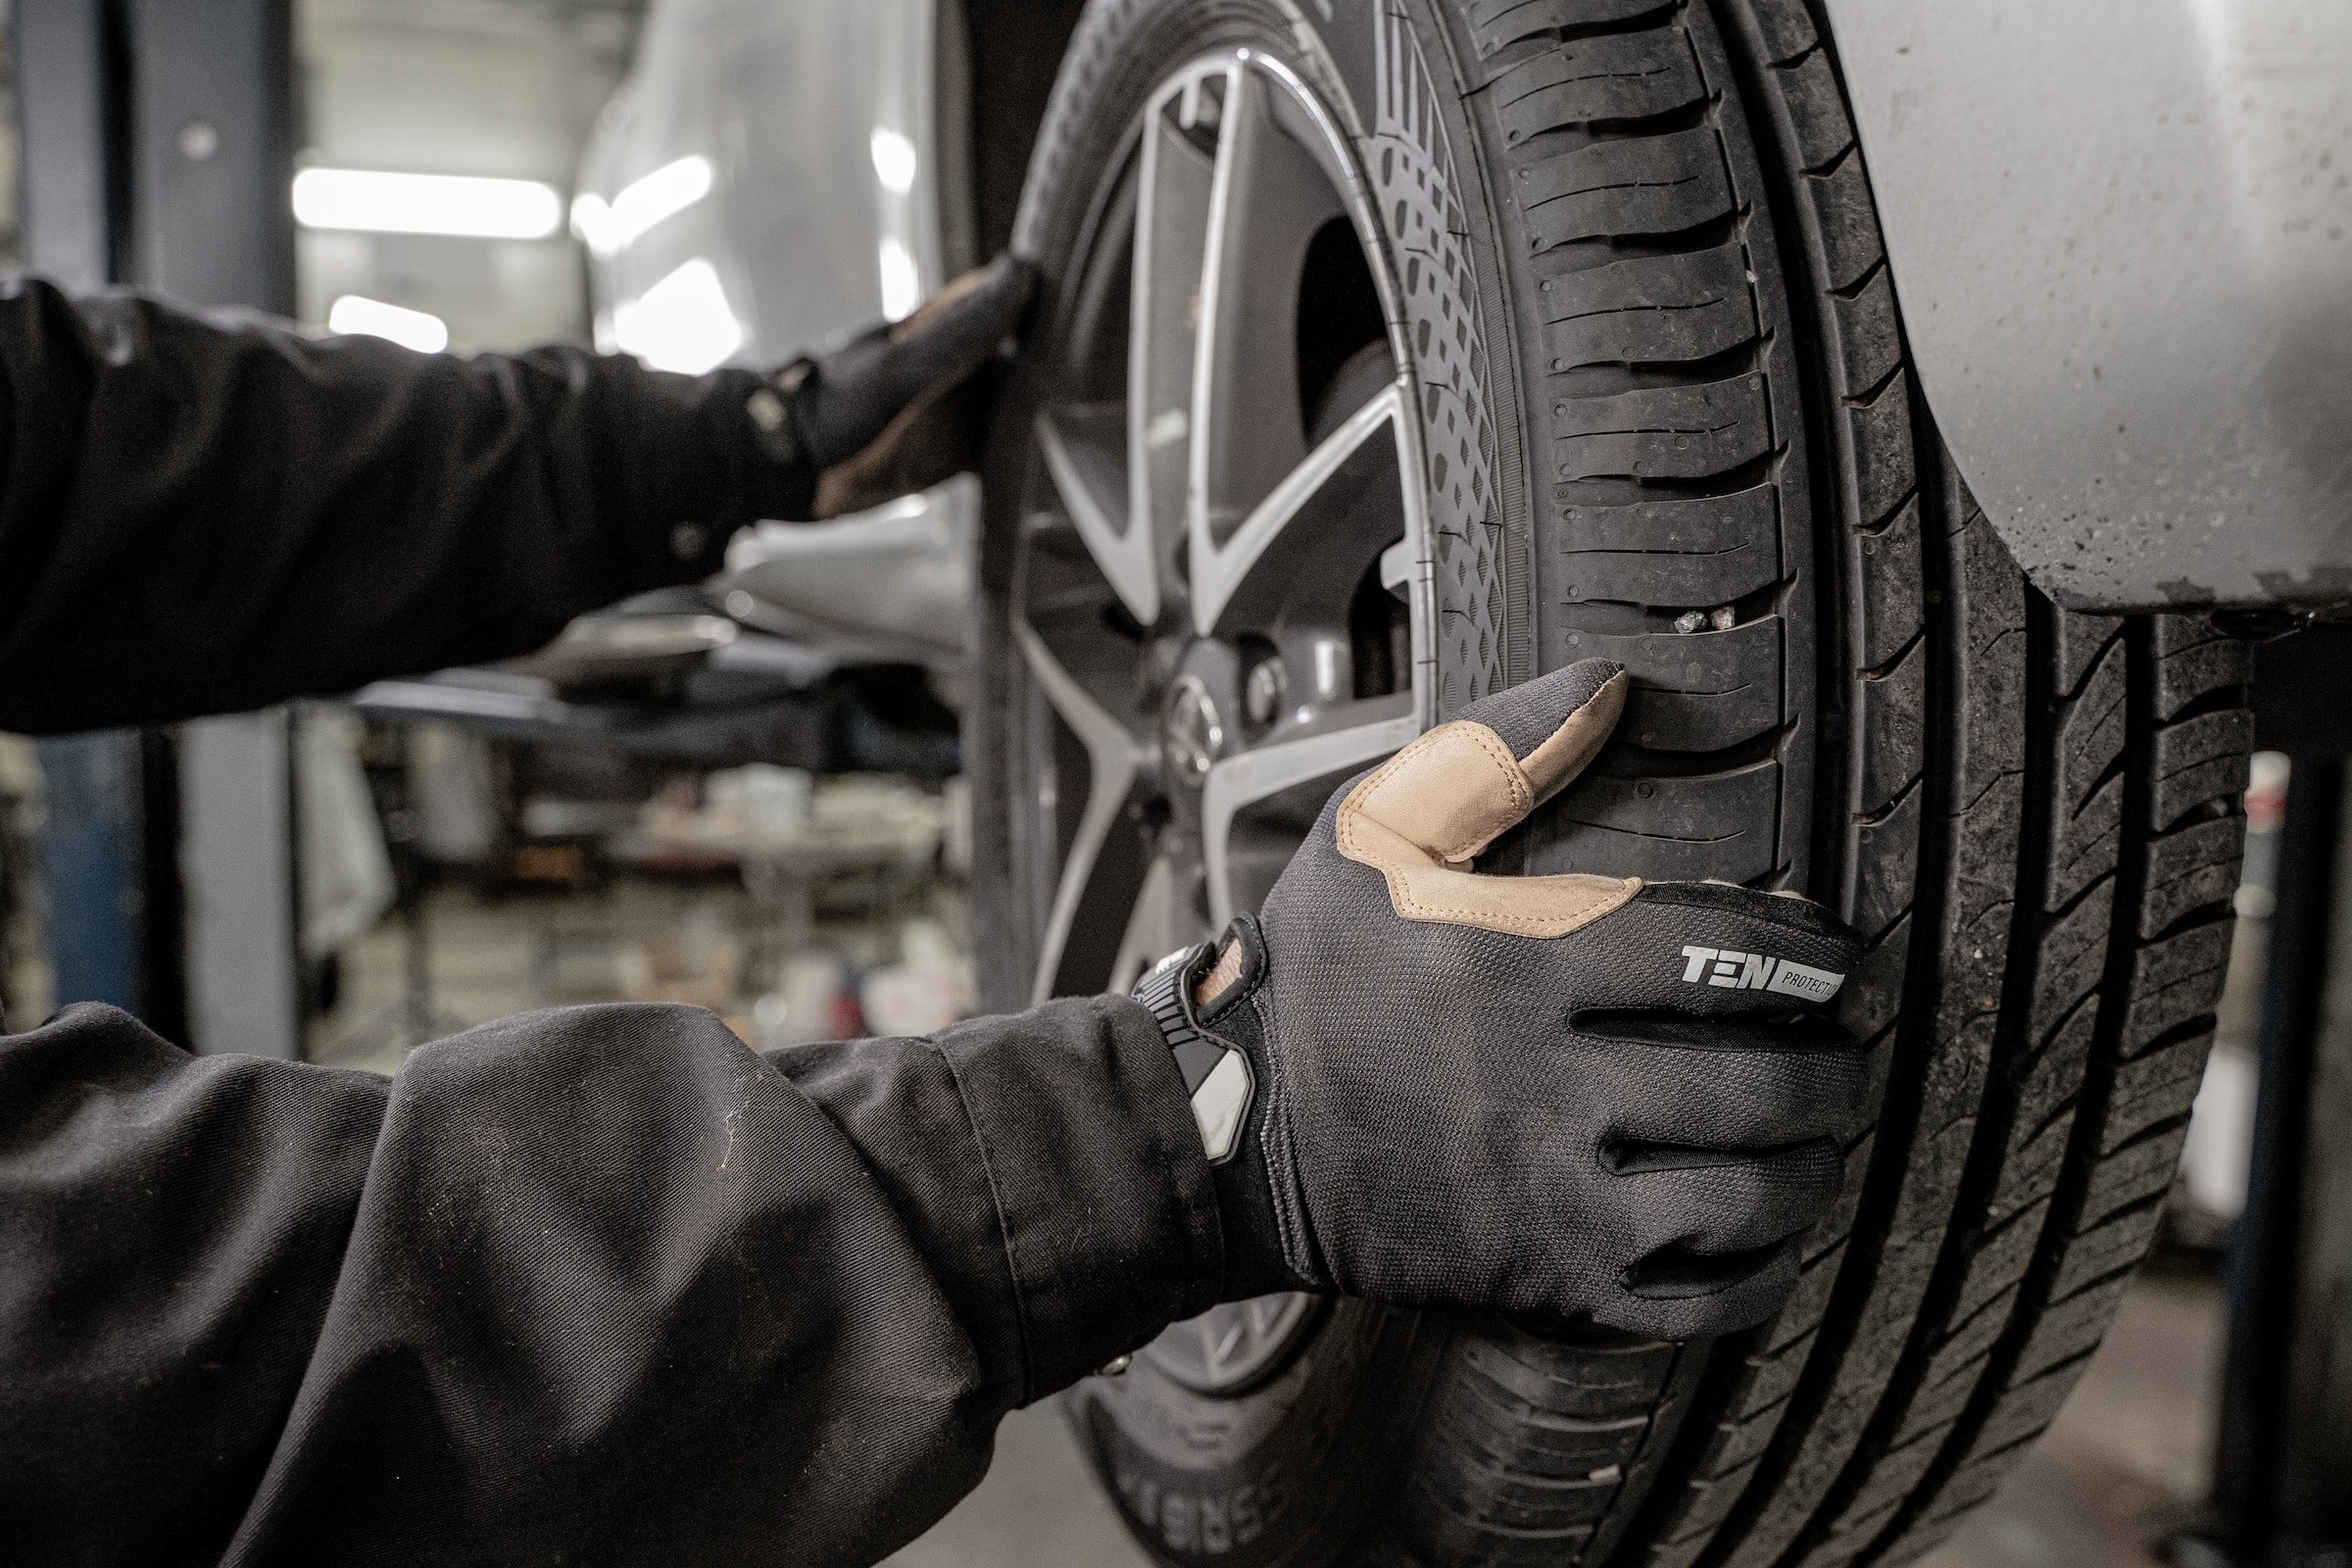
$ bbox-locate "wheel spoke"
[1190,380,1405,636]
[1187,58,1351,601]
[1106,852,1202,996]
[1015,617,1144,1005]
[1201,698,1419,926]
[1129,69,1221,625]
[1038,410,1158,627]
[1016,49,1440,1002]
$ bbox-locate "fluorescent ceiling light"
[327,294,450,354]
[573,155,713,257]
[294,168,563,239]
[612,257,743,374]
[870,128,917,196]
[878,237,921,322]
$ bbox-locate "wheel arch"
[1821,0,2352,614]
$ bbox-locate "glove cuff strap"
[1134,941,1255,1165]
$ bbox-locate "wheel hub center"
[1163,671,1227,784]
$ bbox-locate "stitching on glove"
[1517,669,1629,803]
[1385,863,1641,936]
[1340,721,1530,866]
[1337,790,1640,936]
[1249,988,1328,1289]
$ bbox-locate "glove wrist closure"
[1135,918,1325,1300]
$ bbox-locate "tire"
[964,3,2255,1566]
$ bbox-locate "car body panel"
[577,0,956,362]
[1827,0,2352,612]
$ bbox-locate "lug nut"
[1246,658,1286,727]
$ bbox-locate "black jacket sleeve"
[0,276,815,733]
[0,999,1223,1565]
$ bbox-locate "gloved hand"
[1131,660,1868,1340]
[748,254,1034,519]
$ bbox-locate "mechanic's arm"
[0,259,1028,734]
[2,994,1216,1566]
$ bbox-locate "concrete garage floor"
[885,1269,2221,1568]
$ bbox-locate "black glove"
[1132,660,1868,1340]
[748,253,1034,519]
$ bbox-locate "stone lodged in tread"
[1589,3,1970,1563]
[1436,0,1840,1560]
[1483,0,1807,900]
[1408,0,1833,1555]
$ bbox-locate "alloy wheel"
[1011,47,1432,1392]
[1015,47,1431,1006]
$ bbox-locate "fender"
[1825,0,2352,612]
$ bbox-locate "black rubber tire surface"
[964,2,2255,1566]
